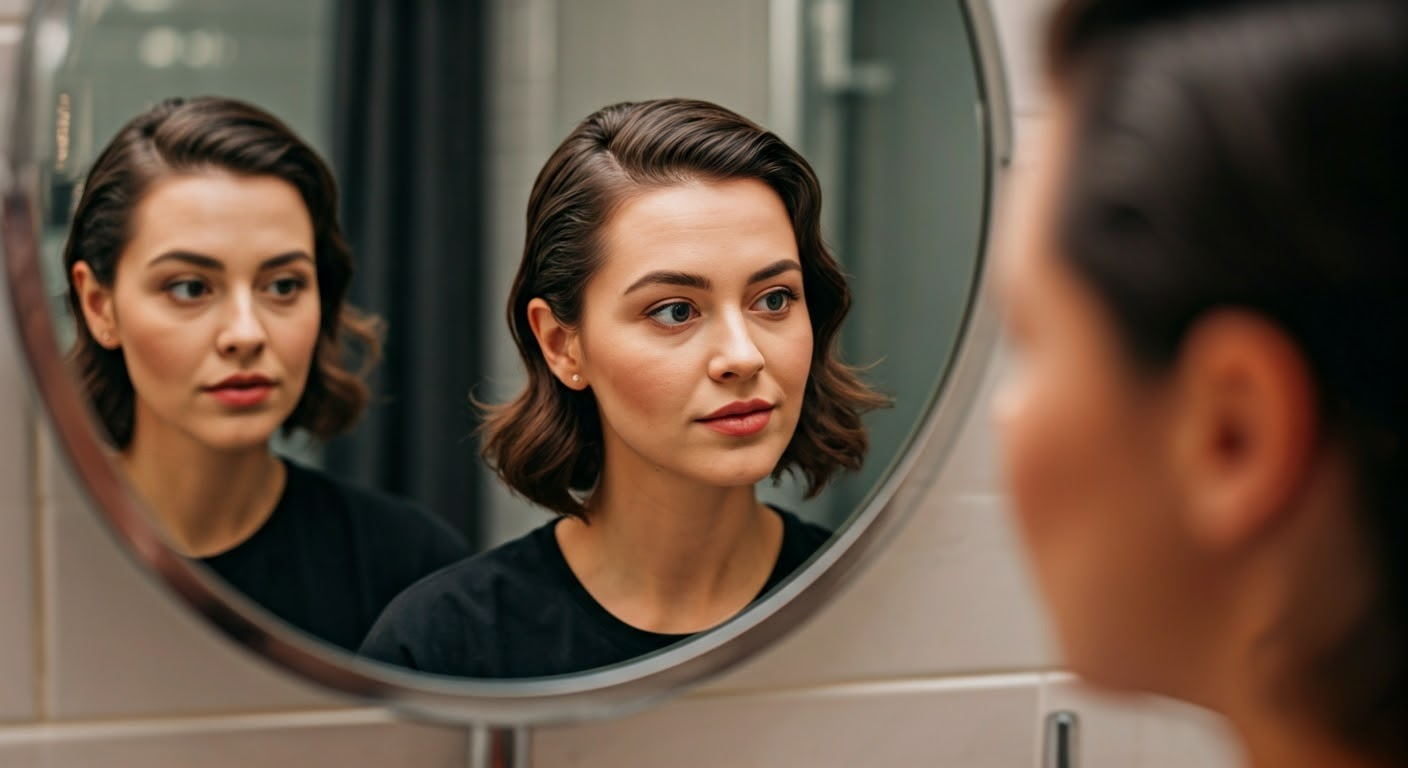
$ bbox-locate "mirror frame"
[1,0,1012,727]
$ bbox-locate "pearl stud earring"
[571,374,581,383]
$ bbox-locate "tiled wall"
[0,0,1245,765]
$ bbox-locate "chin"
[192,422,284,454]
[693,453,785,489]
[1055,615,1164,697]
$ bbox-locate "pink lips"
[205,374,275,408]
[697,399,775,437]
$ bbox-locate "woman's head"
[65,96,379,452]
[482,98,885,518]
[997,0,1407,760]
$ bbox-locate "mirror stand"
[468,725,531,768]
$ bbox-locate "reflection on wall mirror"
[5,0,1007,730]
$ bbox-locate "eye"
[753,288,797,314]
[647,301,698,327]
[166,279,210,303]
[265,275,308,300]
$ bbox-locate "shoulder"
[771,506,833,555]
[396,520,557,603]
[374,520,559,616]
[358,520,563,671]
[753,506,833,592]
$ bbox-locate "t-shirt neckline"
[533,506,798,651]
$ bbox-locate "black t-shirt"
[358,508,832,678]
[201,459,471,652]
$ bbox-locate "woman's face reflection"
[574,177,813,490]
[78,172,321,453]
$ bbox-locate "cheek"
[587,333,696,424]
[997,340,1186,640]
[269,304,322,406]
[276,304,323,371]
[764,313,814,398]
[997,346,1138,576]
[997,355,1079,537]
[115,300,207,388]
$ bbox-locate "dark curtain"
[326,0,489,548]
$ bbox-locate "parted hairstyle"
[63,96,381,449]
[481,98,888,520]
[1046,0,1408,762]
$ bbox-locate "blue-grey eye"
[267,277,306,299]
[649,301,696,326]
[754,289,794,313]
[167,279,209,302]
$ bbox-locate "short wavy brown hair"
[481,98,888,520]
[63,96,381,448]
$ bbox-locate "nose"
[707,310,765,382]
[215,291,267,360]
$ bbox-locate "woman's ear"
[70,262,120,349]
[526,297,587,389]
[1169,310,1317,552]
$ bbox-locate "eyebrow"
[147,250,315,271]
[746,259,802,285]
[622,259,802,296]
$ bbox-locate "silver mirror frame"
[1,0,1012,728]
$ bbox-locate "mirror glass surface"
[13,0,989,685]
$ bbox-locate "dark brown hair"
[1046,0,1407,761]
[481,98,887,519]
[63,96,381,448]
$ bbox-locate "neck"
[121,429,285,558]
[1192,453,1386,768]
[556,455,783,634]
[1227,702,1385,768]
[1208,603,1391,768]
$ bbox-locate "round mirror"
[2,0,1010,726]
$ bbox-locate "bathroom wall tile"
[555,0,771,133]
[920,334,1011,500]
[536,675,1041,768]
[1041,674,1244,768]
[41,436,353,719]
[0,221,38,725]
[0,710,465,768]
[988,0,1058,117]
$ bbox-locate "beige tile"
[555,0,771,135]
[0,241,38,723]
[1041,675,1244,768]
[41,435,352,719]
[921,334,1011,500]
[537,675,1041,768]
[0,710,466,768]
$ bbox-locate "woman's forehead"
[592,179,798,288]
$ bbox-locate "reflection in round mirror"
[3,0,1010,725]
